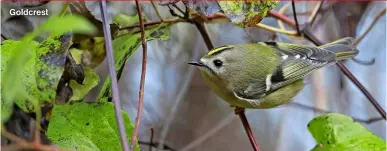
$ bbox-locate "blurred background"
[1,1,386,151]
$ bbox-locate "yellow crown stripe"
[207,46,234,56]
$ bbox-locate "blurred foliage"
[308,113,386,151]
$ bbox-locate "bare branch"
[149,128,154,151]
[1,129,61,151]
[290,103,384,124]
[138,141,178,151]
[354,8,386,46]
[193,19,214,50]
[291,1,301,35]
[99,1,129,151]
[151,0,164,21]
[59,2,69,17]
[255,23,299,37]
[130,0,148,151]
[235,107,260,151]
[308,1,324,25]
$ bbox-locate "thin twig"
[235,108,260,151]
[290,103,384,124]
[255,23,299,37]
[138,141,178,151]
[172,4,185,17]
[193,19,214,50]
[1,129,60,151]
[59,1,69,17]
[291,1,301,36]
[269,9,386,120]
[119,12,227,31]
[354,8,386,46]
[151,0,164,21]
[308,1,324,25]
[119,18,184,30]
[99,1,130,151]
[274,4,293,31]
[149,128,154,151]
[130,0,148,151]
[347,11,375,66]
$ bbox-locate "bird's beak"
[188,61,204,67]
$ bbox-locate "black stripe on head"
[264,41,278,46]
[271,65,285,83]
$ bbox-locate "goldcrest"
[189,37,359,109]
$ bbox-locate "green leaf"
[39,14,97,37]
[97,22,171,102]
[78,37,106,68]
[47,102,140,151]
[69,67,100,101]
[113,14,148,37]
[35,34,73,103]
[218,1,278,27]
[308,113,386,151]
[113,13,140,27]
[1,40,39,122]
[1,15,96,123]
[70,48,84,64]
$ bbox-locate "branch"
[255,23,299,37]
[290,103,384,124]
[1,129,61,151]
[130,0,148,151]
[99,1,130,151]
[118,12,228,31]
[193,19,214,50]
[150,0,163,21]
[138,141,178,151]
[268,10,386,120]
[308,1,324,25]
[59,1,69,17]
[291,1,301,35]
[354,8,386,46]
[235,108,260,151]
[149,128,154,151]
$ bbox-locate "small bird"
[188,37,359,109]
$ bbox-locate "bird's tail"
[318,37,359,61]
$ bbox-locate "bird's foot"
[231,106,245,115]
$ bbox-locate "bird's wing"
[234,42,337,100]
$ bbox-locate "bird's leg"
[233,106,245,115]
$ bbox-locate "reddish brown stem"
[193,19,214,50]
[130,0,148,151]
[268,10,386,120]
[235,108,260,151]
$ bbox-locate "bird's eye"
[213,59,223,67]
